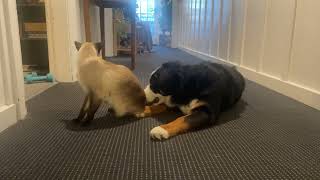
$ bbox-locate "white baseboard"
[180,46,320,111]
[0,104,17,133]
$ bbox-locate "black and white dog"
[141,61,245,140]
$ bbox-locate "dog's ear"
[74,41,82,51]
[94,42,104,54]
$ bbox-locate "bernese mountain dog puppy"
[138,61,245,140]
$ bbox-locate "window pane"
[136,0,154,22]
[141,0,148,13]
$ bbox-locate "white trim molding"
[0,105,17,132]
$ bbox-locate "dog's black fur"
[149,61,245,127]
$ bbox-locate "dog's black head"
[149,62,184,96]
[145,62,186,105]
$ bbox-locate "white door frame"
[0,0,81,132]
[0,0,27,132]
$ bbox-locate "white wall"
[175,0,320,110]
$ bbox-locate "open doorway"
[136,0,172,47]
[135,0,157,51]
[16,0,55,100]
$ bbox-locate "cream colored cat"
[74,41,146,125]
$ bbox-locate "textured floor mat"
[1,47,320,179]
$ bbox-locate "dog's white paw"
[150,126,169,140]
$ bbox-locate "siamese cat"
[74,41,146,125]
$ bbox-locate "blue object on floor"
[25,73,54,84]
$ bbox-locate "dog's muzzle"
[144,85,163,105]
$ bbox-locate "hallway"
[1,47,320,179]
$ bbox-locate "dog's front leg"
[135,104,168,118]
[150,109,211,140]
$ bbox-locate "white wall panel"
[188,0,194,48]
[195,0,201,51]
[184,0,191,47]
[203,0,213,54]
[198,0,207,53]
[241,0,267,70]
[190,0,195,49]
[179,1,184,47]
[177,1,182,47]
[229,0,245,64]
[210,0,221,56]
[261,0,296,79]
[219,0,232,61]
[0,36,5,106]
[172,0,179,48]
[175,0,320,110]
[186,0,192,47]
[0,0,8,106]
[289,0,320,91]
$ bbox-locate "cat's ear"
[94,42,104,54]
[74,41,82,51]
